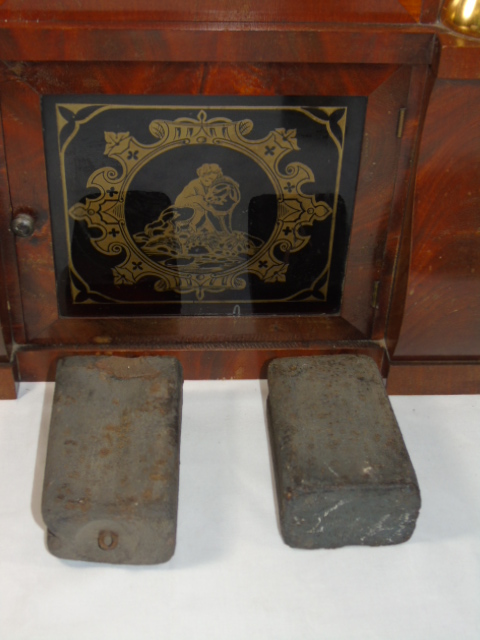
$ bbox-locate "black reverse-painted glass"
[43,96,366,317]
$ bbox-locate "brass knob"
[11,212,35,238]
[443,0,480,36]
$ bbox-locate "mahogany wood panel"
[394,80,480,359]
[0,1,421,24]
[387,363,480,394]
[342,66,410,337]
[0,162,16,401]
[399,1,422,21]
[0,174,9,357]
[18,317,366,348]
[4,61,398,98]
[0,363,17,399]
[437,35,480,81]
[3,61,205,95]
[0,229,12,358]
[0,26,434,65]
[0,96,25,364]
[0,75,58,342]
[0,4,478,393]
[0,105,17,346]
[0,62,407,348]
[199,63,400,97]
[0,323,7,358]
[381,65,435,350]
[420,0,442,22]
[16,343,386,382]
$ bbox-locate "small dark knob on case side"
[11,212,35,238]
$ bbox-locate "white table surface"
[0,381,479,640]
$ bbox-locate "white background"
[1,381,479,640]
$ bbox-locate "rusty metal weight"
[42,356,183,564]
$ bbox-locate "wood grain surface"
[0,2,478,394]
[0,26,434,65]
[387,363,480,394]
[394,81,480,359]
[0,1,424,24]
[15,343,386,383]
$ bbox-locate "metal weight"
[267,355,421,549]
[42,356,184,565]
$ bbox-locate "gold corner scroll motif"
[67,109,336,302]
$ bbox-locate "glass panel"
[43,96,366,317]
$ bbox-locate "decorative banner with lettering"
[43,97,366,316]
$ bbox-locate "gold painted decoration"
[43,97,366,316]
[68,110,333,300]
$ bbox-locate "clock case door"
[0,62,424,379]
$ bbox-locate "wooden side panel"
[0,75,58,342]
[0,363,17,399]
[342,66,411,336]
[382,65,434,351]
[16,343,386,382]
[0,321,7,359]
[0,221,12,360]
[437,36,480,81]
[0,85,20,398]
[420,0,442,22]
[200,63,399,97]
[387,363,480,394]
[0,26,434,65]
[0,72,26,346]
[0,0,421,24]
[394,80,480,359]
[399,0,422,21]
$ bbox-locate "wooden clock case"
[0,0,479,398]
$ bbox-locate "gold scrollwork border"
[58,104,346,304]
